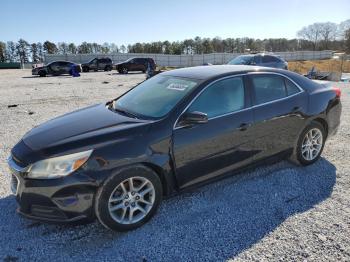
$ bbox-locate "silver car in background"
[228,53,288,69]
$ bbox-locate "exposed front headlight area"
[27,150,93,179]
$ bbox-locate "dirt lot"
[0,70,349,261]
[288,59,350,75]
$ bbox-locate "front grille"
[11,175,19,195]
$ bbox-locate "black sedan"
[8,65,341,231]
[32,61,82,77]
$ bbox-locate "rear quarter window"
[262,56,279,63]
[285,79,301,96]
[251,75,287,105]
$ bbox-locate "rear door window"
[262,55,278,63]
[251,75,287,105]
[58,61,68,66]
[253,56,262,64]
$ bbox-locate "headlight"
[27,150,93,179]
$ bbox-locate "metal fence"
[45,51,333,67]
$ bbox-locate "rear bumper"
[327,99,342,138]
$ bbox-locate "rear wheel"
[82,66,89,72]
[294,122,326,166]
[121,67,128,74]
[38,70,46,77]
[95,166,162,231]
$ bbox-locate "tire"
[293,121,326,166]
[95,165,162,231]
[38,70,46,77]
[121,67,128,74]
[83,66,89,72]
[104,65,112,71]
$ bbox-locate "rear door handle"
[292,106,301,113]
[238,123,250,131]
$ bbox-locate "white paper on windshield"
[166,83,188,91]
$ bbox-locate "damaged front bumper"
[7,156,97,223]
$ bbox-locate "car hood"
[16,103,152,162]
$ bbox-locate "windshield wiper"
[111,103,139,119]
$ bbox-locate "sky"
[1,0,349,45]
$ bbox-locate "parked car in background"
[228,53,288,69]
[81,57,113,72]
[9,65,341,231]
[115,58,156,74]
[32,61,82,77]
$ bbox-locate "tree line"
[0,20,349,63]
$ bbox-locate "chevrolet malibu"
[8,65,341,231]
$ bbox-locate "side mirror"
[178,111,208,127]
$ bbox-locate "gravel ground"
[0,70,349,262]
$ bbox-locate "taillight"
[333,87,341,98]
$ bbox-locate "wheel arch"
[102,162,173,197]
[141,162,172,196]
[311,117,328,138]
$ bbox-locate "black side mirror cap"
[178,111,208,127]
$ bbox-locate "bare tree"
[319,22,338,49]
[297,23,323,50]
[16,39,30,63]
[338,19,350,38]
[58,42,68,55]
[101,42,110,54]
[36,42,44,61]
[30,43,41,62]
[345,29,350,54]
[67,43,77,54]
[109,43,119,53]
[0,42,6,62]
[6,41,17,62]
[120,45,126,53]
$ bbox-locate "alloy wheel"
[301,128,323,161]
[108,176,155,225]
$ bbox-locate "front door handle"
[238,123,250,131]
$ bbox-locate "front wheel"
[294,122,326,166]
[95,166,162,231]
[38,70,46,77]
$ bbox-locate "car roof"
[50,60,75,64]
[162,65,285,80]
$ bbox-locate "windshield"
[228,55,253,65]
[88,58,97,63]
[114,75,199,118]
